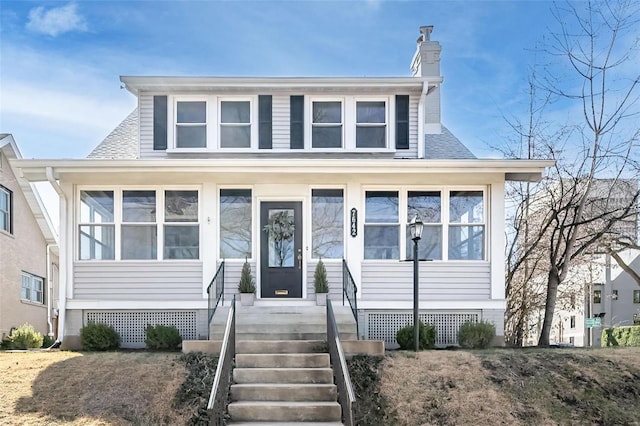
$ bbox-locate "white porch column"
[490,181,506,300]
[345,182,363,295]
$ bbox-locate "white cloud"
[26,3,88,37]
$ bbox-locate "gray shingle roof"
[424,125,476,159]
[88,108,139,159]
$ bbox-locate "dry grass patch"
[0,351,190,425]
[381,350,518,425]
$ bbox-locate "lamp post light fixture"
[409,215,423,352]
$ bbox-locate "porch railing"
[342,259,359,339]
[207,295,236,425]
[327,299,356,426]
[206,261,225,338]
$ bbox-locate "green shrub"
[602,326,640,347]
[80,322,120,351]
[41,335,56,348]
[1,337,13,350]
[11,323,44,349]
[458,320,496,349]
[396,321,436,350]
[238,259,255,293]
[145,324,182,350]
[314,259,329,293]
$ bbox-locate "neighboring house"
[0,134,59,342]
[14,27,552,349]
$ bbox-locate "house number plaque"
[350,208,358,237]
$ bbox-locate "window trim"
[21,271,45,304]
[0,184,12,235]
[168,95,259,152]
[362,186,488,261]
[77,186,201,262]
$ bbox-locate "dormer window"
[176,101,207,148]
[312,101,343,148]
[220,100,251,148]
[356,101,386,148]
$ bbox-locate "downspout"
[46,244,54,337]
[417,80,429,159]
[46,166,66,345]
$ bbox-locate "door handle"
[297,248,302,269]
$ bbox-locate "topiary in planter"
[396,321,436,350]
[458,320,496,349]
[238,259,255,293]
[80,321,120,351]
[314,259,329,294]
[11,323,44,349]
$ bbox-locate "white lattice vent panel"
[86,311,197,344]
[366,312,479,346]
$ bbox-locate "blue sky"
[0,0,560,160]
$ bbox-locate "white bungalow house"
[14,27,552,349]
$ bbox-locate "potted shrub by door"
[314,259,329,306]
[238,259,256,306]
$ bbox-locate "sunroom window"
[219,189,252,258]
[356,101,386,148]
[164,190,199,259]
[448,191,484,260]
[364,191,399,259]
[122,190,157,260]
[406,191,442,260]
[312,189,344,258]
[176,101,207,148]
[220,101,251,148]
[79,190,115,260]
[312,101,342,148]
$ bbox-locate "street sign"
[585,317,602,328]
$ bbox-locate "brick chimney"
[411,26,442,135]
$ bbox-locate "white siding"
[222,260,256,300]
[361,261,491,301]
[139,93,166,158]
[73,261,203,300]
[306,260,342,300]
[272,95,290,150]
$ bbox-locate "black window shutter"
[153,95,168,150]
[259,95,273,149]
[290,95,304,149]
[395,95,409,150]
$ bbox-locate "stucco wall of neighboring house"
[0,151,49,338]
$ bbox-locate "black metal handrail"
[207,295,236,425]
[327,299,356,426]
[342,259,359,339]
[206,261,225,338]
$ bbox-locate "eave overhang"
[120,76,442,95]
[13,158,554,184]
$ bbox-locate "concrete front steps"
[227,339,343,424]
[210,304,358,341]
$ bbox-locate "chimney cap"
[418,26,434,43]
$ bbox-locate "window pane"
[357,101,385,123]
[312,189,343,258]
[364,225,399,259]
[164,225,199,259]
[220,189,252,258]
[406,225,442,260]
[21,275,30,299]
[79,225,115,260]
[356,127,386,148]
[0,188,9,232]
[177,101,206,123]
[313,102,341,123]
[312,126,342,148]
[408,191,441,223]
[221,101,250,123]
[220,125,251,148]
[123,190,156,222]
[448,225,484,260]
[177,126,206,148]
[0,212,6,232]
[450,191,484,223]
[365,191,398,223]
[0,189,7,210]
[122,225,157,260]
[165,190,198,222]
[633,290,640,304]
[80,191,114,223]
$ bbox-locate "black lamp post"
[409,215,423,352]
